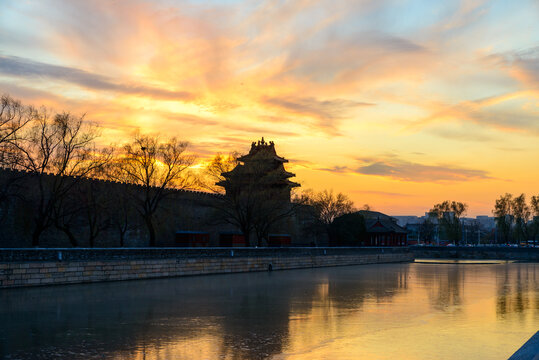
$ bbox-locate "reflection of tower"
[217,138,299,201]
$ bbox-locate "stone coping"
[0,247,410,262]
[411,245,539,252]
[0,251,414,288]
[410,245,539,260]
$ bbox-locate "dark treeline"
[411,197,539,246]
[0,95,355,248]
[493,193,539,245]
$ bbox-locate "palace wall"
[0,168,232,247]
[0,247,413,288]
[0,168,319,247]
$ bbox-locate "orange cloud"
[1,0,538,216]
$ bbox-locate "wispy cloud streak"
[0,55,192,100]
[318,157,493,183]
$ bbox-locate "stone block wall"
[0,248,413,288]
[411,246,539,261]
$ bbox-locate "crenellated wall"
[0,247,413,288]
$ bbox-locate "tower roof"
[217,138,300,192]
[237,137,288,163]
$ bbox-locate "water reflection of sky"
[0,263,537,359]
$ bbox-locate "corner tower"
[217,138,299,201]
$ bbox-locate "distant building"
[358,211,407,246]
[332,210,407,247]
[394,213,497,245]
[475,216,496,231]
[393,216,421,227]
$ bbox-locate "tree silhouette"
[213,158,299,246]
[299,189,355,244]
[211,140,301,246]
[329,212,366,246]
[8,110,111,246]
[114,133,194,247]
[305,189,355,225]
[419,216,436,244]
[530,196,539,246]
[107,182,138,247]
[78,179,113,247]
[196,152,239,194]
[512,194,530,244]
[0,94,32,160]
[0,95,34,220]
[429,200,467,245]
[493,193,514,244]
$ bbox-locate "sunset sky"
[1,0,538,216]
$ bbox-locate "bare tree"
[419,217,436,244]
[115,133,194,247]
[303,189,355,226]
[429,200,468,245]
[52,189,84,247]
[197,152,239,193]
[8,110,111,246]
[78,179,112,247]
[216,180,302,247]
[0,94,32,162]
[531,195,539,246]
[512,194,530,245]
[212,161,275,246]
[251,189,305,246]
[298,189,355,244]
[211,181,256,246]
[211,150,302,246]
[107,182,138,247]
[0,95,33,219]
[493,193,514,244]
[102,161,137,246]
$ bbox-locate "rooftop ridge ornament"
[251,137,275,151]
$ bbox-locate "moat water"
[1,261,538,359]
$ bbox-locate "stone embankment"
[0,247,413,288]
[411,245,539,261]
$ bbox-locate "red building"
[268,234,292,247]
[363,218,407,246]
[175,231,210,247]
[332,210,408,247]
[219,232,247,247]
